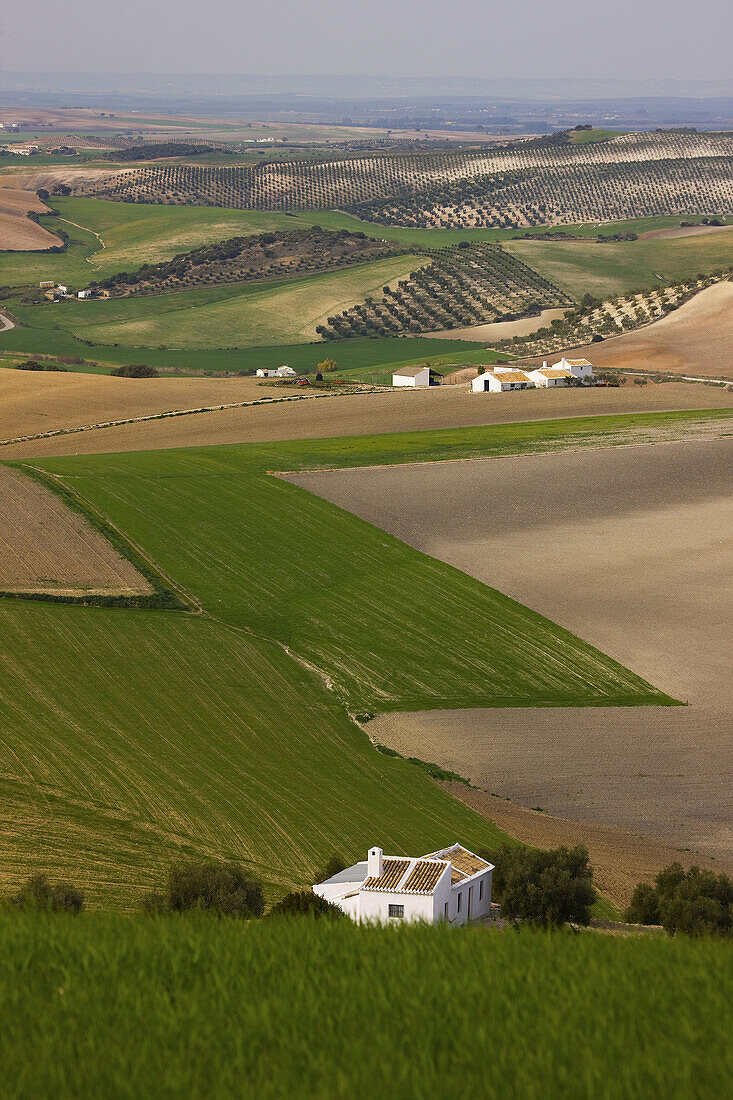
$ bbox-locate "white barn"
[472,367,533,393]
[392,365,431,387]
[256,365,296,378]
[313,843,493,925]
[554,357,594,379]
[527,362,573,387]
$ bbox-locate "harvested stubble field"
[4,374,733,460]
[287,434,733,885]
[565,280,733,380]
[0,466,151,596]
[0,187,60,250]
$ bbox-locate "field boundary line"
[5,463,199,613]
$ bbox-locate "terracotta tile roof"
[402,859,447,894]
[565,358,591,366]
[425,844,492,885]
[490,370,532,384]
[362,858,410,891]
[538,368,572,379]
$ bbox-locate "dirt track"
[3,368,733,459]
[0,466,151,596]
[287,436,733,887]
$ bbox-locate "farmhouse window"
[388,904,404,919]
[479,880,484,901]
[457,892,462,912]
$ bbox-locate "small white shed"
[77,289,92,299]
[392,365,431,387]
[554,357,594,379]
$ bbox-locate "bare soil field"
[0,466,152,596]
[3,371,733,459]
[0,186,61,250]
[286,437,733,879]
[639,224,733,240]
[534,281,733,380]
[423,308,567,342]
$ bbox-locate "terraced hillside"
[318,243,571,339]
[78,131,733,228]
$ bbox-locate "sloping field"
[0,416,691,901]
[0,187,61,250]
[0,598,506,907]
[0,466,151,596]
[505,234,733,300]
[567,281,733,379]
[287,437,733,868]
[25,255,425,349]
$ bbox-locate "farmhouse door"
[468,885,473,919]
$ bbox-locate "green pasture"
[0,326,486,377]
[9,255,427,350]
[0,412,691,901]
[505,232,733,299]
[2,915,731,1099]
[0,197,321,287]
[568,128,623,144]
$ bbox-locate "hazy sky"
[4,0,733,82]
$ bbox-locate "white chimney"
[543,360,548,369]
[368,846,383,877]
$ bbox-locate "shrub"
[16,359,44,371]
[110,363,159,378]
[488,843,596,927]
[149,861,265,918]
[267,890,346,919]
[319,854,347,881]
[9,873,84,913]
[625,863,733,936]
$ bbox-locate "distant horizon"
[4,0,733,84]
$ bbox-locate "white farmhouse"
[527,361,573,387]
[256,368,277,377]
[276,365,296,377]
[77,289,92,299]
[313,843,493,925]
[392,365,431,387]
[553,357,594,379]
[472,367,533,393]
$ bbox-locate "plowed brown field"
[0,466,152,596]
[286,436,733,891]
[3,367,733,459]
[0,187,61,250]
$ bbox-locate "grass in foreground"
[1,913,730,1098]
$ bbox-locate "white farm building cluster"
[313,843,494,925]
[471,358,594,393]
[256,365,296,378]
